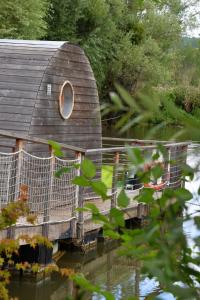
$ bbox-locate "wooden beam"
[0,129,86,154]
[85,142,191,154]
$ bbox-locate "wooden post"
[42,145,54,238]
[169,145,182,189]
[73,152,82,219]
[70,151,82,239]
[111,152,120,209]
[181,145,188,188]
[135,265,140,298]
[76,152,85,241]
[162,147,170,186]
[14,139,25,199]
[7,139,25,239]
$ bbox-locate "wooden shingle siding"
[31,118,100,126]
[0,40,102,153]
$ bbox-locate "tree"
[0,0,47,39]
[45,0,189,103]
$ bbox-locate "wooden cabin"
[0,39,102,154]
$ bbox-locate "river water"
[8,127,200,300]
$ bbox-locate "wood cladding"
[0,40,102,152]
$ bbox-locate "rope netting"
[0,150,80,224]
[0,143,191,224]
[84,144,188,200]
[81,143,189,220]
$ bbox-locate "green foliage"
[0,0,47,39]
[71,273,115,300]
[48,140,63,157]
[81,158,96,179]
[75,153,199,299]
[117,189,129,208]
[0,198,53,299]
[45,0,189,103]
[71,87,200,299]
[101,165,113,188]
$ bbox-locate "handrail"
[0,129,86,154]
[103,137,200,144]
[86,141,191,154]
[0,129,192,155]
[102,137,168,144]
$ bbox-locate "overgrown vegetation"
[0,0,47,39]
[0,0,200,299]
[67,86,200,299]
[0,185,53,300]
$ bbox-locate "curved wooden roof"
[0,39,66,47]
[0,39,102,153]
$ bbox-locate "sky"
[185,1,200,37]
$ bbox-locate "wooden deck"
[0,193,148,244]
[0,130,189,246]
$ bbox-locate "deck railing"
[0,130,191,239]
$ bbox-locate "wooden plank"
[30,125,101,134]
[0,68,44,77]
[0,57,48,66]
[0,121,29,131]
[34,100,59,109]
[37,87,98,99]
[0,48,55,56]
[55,50,89,64]
[31,112,100,124]
[0,53,51,61]
[0,112,32,123]
[31,117,100,126]
[43,71,95,84]
[61,43,84,55]
[34,100,99,110]
[27,134,101,143]
[0,137,16,146]
[49,58,92,72]
[0,74,42,84]
[33,108,99,118]
[40,78,97,90]
[0,104,33,114]
[0,82,40,92]
[0,98,35,107]
[27,141,100,152]
[48,221,72,241]
[75,95,99,103]
[0,63,47,71]
[35,95,99,107]
[71,102,100,111]
[74,86,98,96]
[0,89,37,99]
[46,62,93,77]
[0,146,14,152]
[0,129,86,153]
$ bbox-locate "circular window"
[59,81,74,120]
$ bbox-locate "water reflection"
[184,145,200,259]
[9,243,173,300]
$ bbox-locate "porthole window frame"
[59,80,74,120]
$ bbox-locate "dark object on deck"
[125,171,143,190]
[0,39,102,154]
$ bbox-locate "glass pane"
[59,82,74,119]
